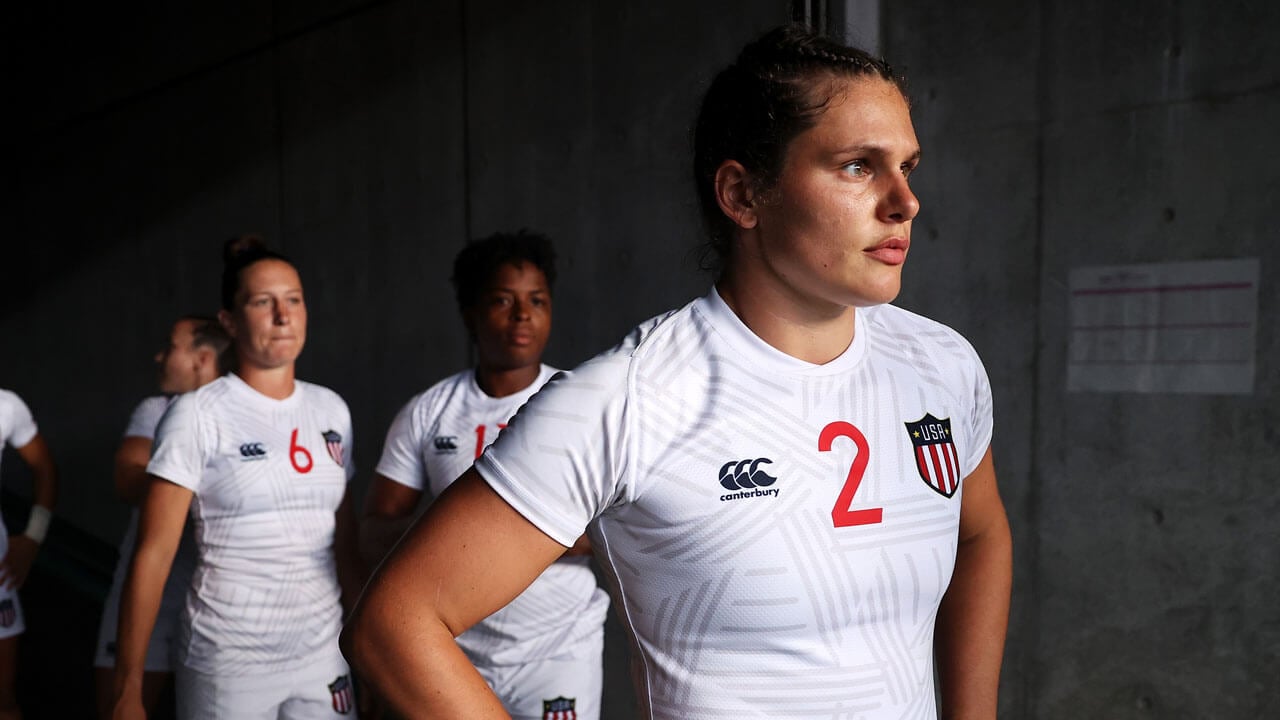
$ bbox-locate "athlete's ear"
[714,160,759,230]
[217,309,237,340]
[192,346,214,378]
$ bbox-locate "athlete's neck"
[234,364,296,400]
[474,363,540,398]
[716,273,855,365]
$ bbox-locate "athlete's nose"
[881,173,920,224]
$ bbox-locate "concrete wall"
[886,1,1279,717]
[1,1,1276,717]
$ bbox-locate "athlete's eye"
[842,160,870,178]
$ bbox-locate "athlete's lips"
[864,237,910,266]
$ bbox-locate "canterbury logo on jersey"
[433,435,459,453]
[904,413,961,498]
[718,458,781,502]
[238,442,268,460]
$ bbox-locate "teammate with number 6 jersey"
[345,26,1012,720]
[362,231,608,720]
[114,237,364,720]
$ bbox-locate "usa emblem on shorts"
[543,696,577,720]
[0,599,13,628]
[328,674,353,715]
[904,413,961,498]
[322,430,345,468]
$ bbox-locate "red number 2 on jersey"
[290,428,313,474]
[819,421,883,528]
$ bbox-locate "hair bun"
[223,234,269,266]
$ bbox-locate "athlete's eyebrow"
[832,144,922,163]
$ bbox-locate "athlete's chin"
[843,275,902,308]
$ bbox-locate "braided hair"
[692,25,904,269]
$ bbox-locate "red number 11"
[819,421,882,528]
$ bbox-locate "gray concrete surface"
[1,1,1275,717]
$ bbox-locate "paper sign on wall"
[1068,258,1260,394]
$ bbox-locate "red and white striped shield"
[904,414,961,498]
[543,696,577,720]
[328,674,353,715]
[322,430,345,468]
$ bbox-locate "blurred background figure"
[113,238,363,719]
[362,230,608,719]
[0,389,58,720]
[92,316,229,720]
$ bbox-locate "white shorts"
[475,629,603,720]
[0,585,24,640]
[175,646,354,720]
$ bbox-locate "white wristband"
[23,505,51,543]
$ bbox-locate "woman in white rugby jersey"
[0,389,57,720]
[346,25,1013,720]
[93,315,228,720]
[360,230,607,720]
[114,238,363,720]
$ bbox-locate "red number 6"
[819,421,882,528]
[290,428,313,474]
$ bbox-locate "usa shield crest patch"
[322,430,345,468]
[328,674,353,715]
[904,413,961,498]
[543,696,577,720]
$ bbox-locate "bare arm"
[358,474,422,568]
[113,436,153,505]
[0,434,59,590]
[935,447,1013,719]
[112,478,192,719]
[342,469,567,717]
[333,488,366,618]
[15,433,57,511]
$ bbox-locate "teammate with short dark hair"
[361,230,607,720]
[345,25,1012,719]
[0,389,58,720]
[114,238,364,719]
[93,316,229,720]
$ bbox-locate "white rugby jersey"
[0,389,39,548]
[376,365,609,667]
[476,288,993,719]
[148,373,354,675]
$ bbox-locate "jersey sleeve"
[146,393,209,492]
[961,344,994,478]
[474,353,633,548]
[0,390,38,449]
[374,394,427,490]
[341,403,356,482]
[123,396,172,440]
